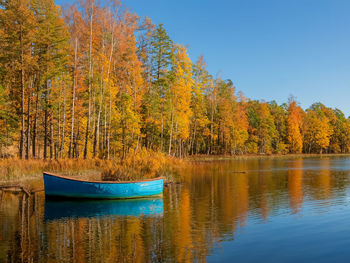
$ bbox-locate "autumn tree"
[64,4,85,158]
[144,24,173,151]
[0,85,17,156]
[1,0,350,159]
[32,0,70,159]
[269,101,288,153]
[232,93,249,154]
[246,100,278,154]
[190,56,210,154]
[303,103,333,154]
[167,45,193,156]
[205,78,218,154]
[328,109,350,153]
[0,0,36,158]
[113,13,144,158]
[216,79,236,154]
[287,97,303,153]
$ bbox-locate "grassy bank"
[1,152,349,182]
[0,149,180,182]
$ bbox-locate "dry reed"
[0,148,180,181]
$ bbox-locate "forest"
[1,0,350,160]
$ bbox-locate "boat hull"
[43,173,164,199]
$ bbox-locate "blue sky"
[58,0,350,116]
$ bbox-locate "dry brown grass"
[0,148,181,182]
[0,158,101,181]
[101,148,181,181]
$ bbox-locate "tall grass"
[102,149,180,181]
[0,148,180,181]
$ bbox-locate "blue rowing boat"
[43,172,164,199]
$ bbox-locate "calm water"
[2,156,350,262]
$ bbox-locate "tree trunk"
[60,84,66,158]
[93,67,104,158]
[76,126,80,158]
[25,78,32,159]
[104,30,114,158]
[122,118,126,159]
[43,92,48,159]
[179,138,182,158]
[56,89,61,159]
[107,95,111,159]
[19,25,25,159]
[168,111,174,155]
[32,82,39,158]
[69,37,77,158]
[103,102,107,155]
[84,4,94,159]
[160,103,164,151]
[190,122,197,155]
[50,118,53,159]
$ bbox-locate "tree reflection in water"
[0,157,348,262]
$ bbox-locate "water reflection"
[1,157,350,262]
[288,159,303,213]
[45,198,164,220]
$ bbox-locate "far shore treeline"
[0,0,349,159]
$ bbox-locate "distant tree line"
[0,0,349,159]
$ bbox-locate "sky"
[58,0,350,116]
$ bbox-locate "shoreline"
[1,153,349,184]
[0,150,178,183]
[186,153,350,161]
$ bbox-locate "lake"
[1,156,350,262]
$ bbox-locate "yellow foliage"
[303,110,333,153]
[170,45,193,141]
[287,100,303,153]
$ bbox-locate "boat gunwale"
[43,172,165,184]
